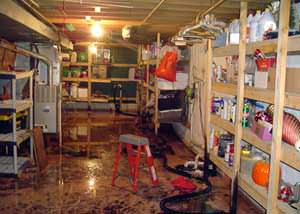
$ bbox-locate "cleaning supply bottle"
[247,13,253,43]
[257,8,277,41]
[250,10,262,42]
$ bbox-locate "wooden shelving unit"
[204,1,299,213]
[0,71,33,176]
[61,43,139,106]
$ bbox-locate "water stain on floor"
[0,111,263,214]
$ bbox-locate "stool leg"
[132,145,142,192]
[144,145,159,185]
[126,144,135,179]
[112,143,122,186]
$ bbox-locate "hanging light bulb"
[89,43,97,54]
[91,21,104,38]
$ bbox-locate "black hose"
[112,83,137,117]
[157,136,226,214]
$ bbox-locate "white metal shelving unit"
[0,71,33,176]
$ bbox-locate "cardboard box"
[92,65,107,79]
[78,88,88,98]
[254,71,268,89]
[268,68,300,93]
[251,120,272,141]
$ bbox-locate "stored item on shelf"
[282,112,300,151]
[251,119,273,141]
[0,111,27,134]
[257,8,277,41]
[61,53,70,62]
[255,58,275,71]
[70,52,77,63]
[249,10,262,42]
[228,19,240,44]
[70,83,78,98]
[93,49,110,64]
[155,51,177,82]
[213,32,228,48]
[218,134,233,158]
[240,153,263,176]
[78,88,88,98]
[77,126,88,136]
[242,101,251,128]
[245,74,254,86]
[224,143,234,163]
[0,40,16,70]
[254,71,268,89]
[279,185,293,203]
[254,111,273,123]
[268,68,300,93]
[77,52,88,62]
[128,68,136,80]
[92,65,107,79]
[246,13,253,43]
[252,160,270,187]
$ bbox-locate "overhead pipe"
[141,0,167,25]
[195,0,227,23]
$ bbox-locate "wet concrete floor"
[0,111,263,213]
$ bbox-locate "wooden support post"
[145,44,150,104]
[230,2,247,213]
[205,39,212,155]
[267,0,291,213]
[88,47,92,108]
[154,33,161,135]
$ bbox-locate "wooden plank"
[210,150,233,178]
[242,128,272,154]
[230,2,247,213]
[33,127,48,174]
[213,82,300,110]
[62,77,89,82]
[213,35,300,57]
[267,0,291,213]
[154,33,160,135]
[205,39,213,154]
[0,0,72,49]
[210,114,235,134]
[239,172,268,208]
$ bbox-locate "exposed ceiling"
[32,0,270,43]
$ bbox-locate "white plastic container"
[70,83,78,98]
[249,10,262,42]
[247,13,253,43]
[257,8,277,41]
[229,19,240,44]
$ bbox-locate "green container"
[77,52,88,62]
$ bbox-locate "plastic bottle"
[249,10,262,42]
[247,13,253,43]
[257,8,277,41]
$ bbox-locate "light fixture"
[95,6,101,13]
[91,21,104,38]
[85,16,91,21]
[89,43,97,54]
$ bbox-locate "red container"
[255,58,275,71]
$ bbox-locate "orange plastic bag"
[156,51,177,82]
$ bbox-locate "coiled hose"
[155,136,226,214]
[267,105,300,151]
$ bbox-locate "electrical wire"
[154,136,227,214]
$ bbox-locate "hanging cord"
[155,135,226,214]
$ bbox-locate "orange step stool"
[112,134,159,192]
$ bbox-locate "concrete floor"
[0,111,264,213]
